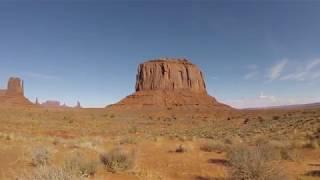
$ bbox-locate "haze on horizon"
[1,0,320,108]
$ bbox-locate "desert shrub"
[243,118,250,124]
[254,136,270,146]
[290,140,308,149]
[100,147,135,172]
[305,139,320,149]
[175,144,188,153]
[224,135,243,145]
[119,136,138,145]
[128,126,138,134]
[255,138,301,162]
[79,161,97,177]
[280,148,301,162]
[257,143,281,161]
[31,147,50,166]
[200,140,227,153]
[305,170,320,177]
[257,138,285,161]
[268,140,291,149]
[273,116,280,120]
[227,144,288,180]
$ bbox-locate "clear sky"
[1,0,320,108]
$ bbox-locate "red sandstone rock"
[0,77,32,106]
[6,77,24,96]
[135,59,207,93]
[111,58,232,110]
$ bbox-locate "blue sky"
[1,0,320,108]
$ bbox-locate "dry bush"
[128,126,138,134]
[254,137,284,161]
[305,139,320,149]
[291,140,308,148]
[175,144,188,153]
[100,147,135,172]
[31,147,50,166]
[268,140,291,149]
[254,136,270,146]
[272,116,280,120]
[227,144,288,180]
[224,135,243,145]
[280,148,302,162]
[254,137,302,162]
[257,143,281,161]
[119,136,138,145]
[200,140,227,153]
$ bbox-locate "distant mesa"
[41,100,62,108]
[0,77,33,106]
[38,99,82,109]
[110,58,232,110]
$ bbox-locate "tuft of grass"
[100,147,135,172]
[200,140,227,153]
[224,135,243,145]
[31,147,50,167]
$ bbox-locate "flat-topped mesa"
[135,58,207,93]
[6,77,24,96]
[110,58,232,111]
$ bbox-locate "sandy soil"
[0,106,319,180]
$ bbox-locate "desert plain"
[0,59,319,180]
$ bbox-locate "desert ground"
[0,106,319,180]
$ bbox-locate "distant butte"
[0,77,33,106]
[109,58,232,111]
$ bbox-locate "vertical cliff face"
[112,58,231,110]
[0,77,32,106]
[6,77,24,96]
[135,59,207,93]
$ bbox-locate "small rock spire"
[35,97,39,105]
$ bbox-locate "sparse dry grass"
[17,165,81,180]
[18,151,98,180]
[64,156,98,177]
[0,107,319,179]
